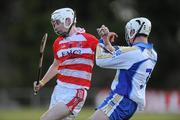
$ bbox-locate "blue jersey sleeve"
[96,45,141,69]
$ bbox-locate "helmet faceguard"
[125,17,151,46]
[51,8,76,37]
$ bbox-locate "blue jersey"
[96,42,157,110]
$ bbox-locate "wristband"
[39,80,45,86]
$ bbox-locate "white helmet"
[125,17,151,45]
[51,8,76,29]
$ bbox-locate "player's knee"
[40,114,48,120]
[90,110,109,120]
[40,116,45,120]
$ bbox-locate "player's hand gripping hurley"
[34,33,48,95]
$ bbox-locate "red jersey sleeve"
[82,33,98,51]
[53,37,63,59]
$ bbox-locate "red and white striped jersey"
[53,32,98,89]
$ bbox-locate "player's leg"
[89,91,116,120]
[41,83,87,120]
[40,84,71,120]
[40,102,71,120]
[62,88,87,120]
[90,109,109,120]
[90,91,137,120]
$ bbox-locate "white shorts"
[49,83,87,119]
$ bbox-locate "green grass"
[0,107,179,120]
[0,107,45,120]
[131,113,180,120]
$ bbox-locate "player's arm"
[96,45,117,69]
[97,25,118,52]
[34,58,60,91]
[96,45,139,69]
[40,58,59,85]
[96,25,131,69]
[96,44,123,69]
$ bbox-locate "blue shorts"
[98,91,137,120]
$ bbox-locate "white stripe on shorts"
[101,93,123,117]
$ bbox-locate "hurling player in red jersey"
[34,8,98,120]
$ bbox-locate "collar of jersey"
[133,42,153,49]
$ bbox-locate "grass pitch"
[0,107,179,120]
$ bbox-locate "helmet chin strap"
[61,11,76,38]
[59,31,69,37]
[130,22,145,46]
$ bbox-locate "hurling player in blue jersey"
[90,17,157,120]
